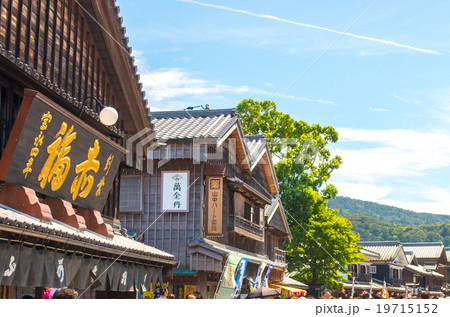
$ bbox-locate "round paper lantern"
[99,106,118,126]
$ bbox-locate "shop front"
[0,202,175,299]
[186,238,286,299]
[0,91,176,298]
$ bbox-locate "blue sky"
[116,0,450,216]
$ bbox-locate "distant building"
[402,242,447,292]
[350,241,448,297]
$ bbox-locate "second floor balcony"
[273,247,286,264]
[229,215,264,242]
[390,278,404,286]
[350,273,372,282]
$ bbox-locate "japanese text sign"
[0,90,125,211]
[207,176,223,235]
[161,171,189,212]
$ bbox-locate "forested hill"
[328,197,450,247]
[328,196,450,226]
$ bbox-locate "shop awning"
[0,204,176,265]
[0,240,162,291]
[173,268,197,275]
[0,204,175,292]
[187,238,286,272]
[272,275,308,290]
[271,284,307,292]
[342,280,383,291]
[387,285,406,292]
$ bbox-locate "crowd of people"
[27,286,445,299]
[284,289,446,299]
[154,287,204,299]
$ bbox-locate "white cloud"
[392,93,422,105]
[370,107,389,112]
[140,68,249,107]
[331,127,450,215]
[332,182,393,203]
[336,128,450,174]
[426,87,450,123]
[140,67,339,109]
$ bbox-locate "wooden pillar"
[196,271,207,299]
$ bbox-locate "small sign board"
[160,171,189,212]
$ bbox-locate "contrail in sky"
[178,0,441,55]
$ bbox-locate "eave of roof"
[265,197,292,242]
[0,204,176,265]
[190,238,286,269]
[83,0,151,133]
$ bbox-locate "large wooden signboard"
[0,89,125,211]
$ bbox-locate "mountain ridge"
[328,196,450,247]
[328,196,450,226]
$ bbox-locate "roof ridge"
[151,108,237,119]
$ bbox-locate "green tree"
[236,99,364,288]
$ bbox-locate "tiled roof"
[361,248,381,261]
[263,197,292,240]
[264,197,280,217]
[402,242,445,259]
[405,264,433,276]
[445,247,450,262]
[151,109,238,140]
[245,135,267,163]
[0,204,175,263]
[198,238,286,269]
[357,241,402,262]
[404,251,417,265]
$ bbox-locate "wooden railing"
[232,215,264,237]
[274,247,286,264]
[350,273,372,282]
[390,278,404,286]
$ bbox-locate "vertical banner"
[382,279,389,299]
[351,276,355,298]
[231,257,248,299]
[261,264,274,287]
[215,254,241,299]
[206,176,223,235]
[161,171,189,212]
[255,262,267,289]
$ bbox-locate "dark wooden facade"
[119,111,292,298]
[0,0,151,221]
[0,0,176,299]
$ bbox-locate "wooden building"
[0,0,175,299]
[356,241,408,294]
[119,109,292,298]
[402,242,447,292]
[353,241,446,296]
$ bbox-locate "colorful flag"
[351,276,355,298]
[261,264,274,287]
[215,254,241,299]
[231,257,248,299]
[255,262,266,289]
[382,279,389,299]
